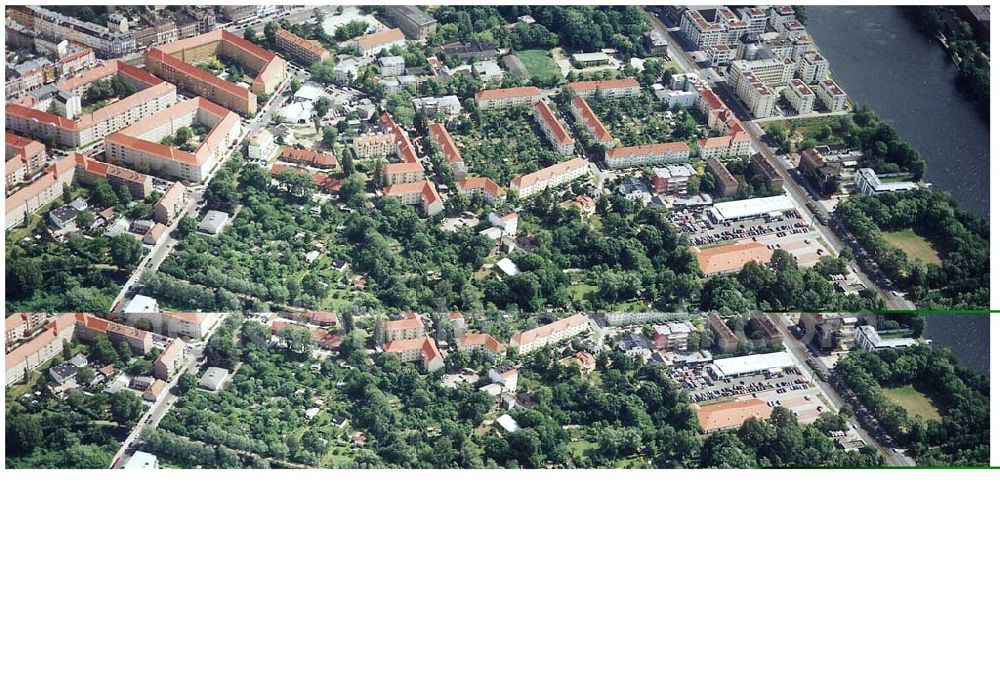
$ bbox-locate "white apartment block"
[740,7,769,35]
[797,51,830,83]
[769,6,797,32]
[248,128,277,161]
[352,133,397,159]
[734,71,777,119]
[782,79,815,115]
[728,58,795,88]
[604,142,691,169]
[817,79,848,111]
[509,314,589,355]
[510,157,590,198]
[680,10,725,48]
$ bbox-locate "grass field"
[515,49,562,83]
[882,228,942,264]
[883,385,943,421]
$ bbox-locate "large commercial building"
[693,397,773,432]
[146,30,286,116]
[569,97,616,147]
[384,6,439,40]
[604,142,691,169]
[509,157,590,198]
[5,62,175,148]
[509,314,589,355]
[104,97,242,182]
[693,239,773,276]
[474,86,542,111]
[566,77,641,99]
[273,27,330,65]
[709,194,797,222]
[710,351,795,378]
[533,100,575,156]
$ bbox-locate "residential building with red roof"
[474,86,543,110]
[456,333,505,360]
[457,177,505,204]
[385,160,425,185]
[5,314,76,387]
[566,78,641,99]
[384,316,424,342]
[383,336,444,372]
[569,97,616,147]
[383,180,444,216]
[427,122,466,180]
[153,338,186,381]
[354,28,406,57]
[5,133,47,188]
[279,146,338,169]
[274,27,330,65]
[510,157,590,198]
[509,314,590,355]
[154,182,187,223]
[604,141,691,168]
[533,100,575,156]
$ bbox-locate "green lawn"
[882,385,943,421]
[882,228,942,264]
[515,49,562,83]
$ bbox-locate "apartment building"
[384,6,438,40]
[383,316,424,343]
[706,157,739,196]
[566,78,641,99]
[379,55,406,77]
[353,133,397,159]
[750,153,785,190]
[708,44,738,69]
[569,97,616,147]
[153,338,186,380]
[769,6,798,31]
[509,157,590,198]
[382,337,444,372]
[274,27,330,65]
[5,152,152,230]
[680,9,725,48]
[741,7,769,35]
[796,51,830,84]
[509,314,589,355]
[5,133,46,188]
[383,180,444,216]
[475,86,543,111]
[354,28,406,58]
[104,97,241,182]
[6,62,176,148]
[457,177,505,204]
[533,100,575,156]
[5,314,76,387]
[146,30,287,116]
[604,142,691,169]
[5,312,48,346]
[385,160,425,185]
[427,122,467,180]
[854,168,918,196]
[651,164,697,194]
[30,6,136,58]
[817,79,848,112]
[153,182,187,224]
[855,325,918,353]
[707,312,739,352]
[782,78,815,114]
[733,70,777,119]
[456,333,505,360]
[728,57,795,88]
[412,95,462,116]
[74,313,153,355]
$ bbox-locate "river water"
[923,314,990,375]
[807,6,990,217]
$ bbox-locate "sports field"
[515,49,562,82]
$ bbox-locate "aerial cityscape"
[4,5,991,468]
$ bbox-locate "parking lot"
[671,208,835,268]
[668,362,830,423]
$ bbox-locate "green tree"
[7,415,43,455]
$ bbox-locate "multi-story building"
[680,9,725,48]
[780,19,808,41]
[4,312,48,346]
[379,55,406,77]
[855,325,918,353]
[6,62,175,148]
[651,163,696,194]
[706,157,739,196]
[352,133,397,159]
[750,153,785,190]
[733,70,777,118]
[457,177,505,204]
[427,122,466,180]
[5,152,152,230]
[57,46,97,78]
[569,97,616,147]
[533,100,575,156]
[474,86,542,111]
[796,51,830,84]
[146,30,287,116]
[74,313,153,355]
[728,57,795,88]
[384,316,424,342]
[219,6,257,23]
[509,157,590,198]
[5,314,76,387]
[104,97,242,183]
[5,133,46,188]
[651,321,696,351]
[154,182,187,224]
[31,6,136,58]
[382,337,444,372]
[248,128,278,161]
[354,28,406,58]
[769,6,797,32]
[384,6,438,40]
[708,44,738,69]
[604,142,691,168]
[853,168,918,196]
[740,7,769,35]
[566,77,641,99]
[706,312,739,352]
[782,78,815,115]
[385,160,424,185]
[456,333,505,360]
[383,180,444,217]
[274,27,330,65]
[509,314,589,355]
[412,95,461,116]
[153,338,186,380]
[817,79,848,112]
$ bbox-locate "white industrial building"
[710,351,795,378]
[709,194,797,222]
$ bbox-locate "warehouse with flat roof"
[710,350,795,378]
[709,194,797,222]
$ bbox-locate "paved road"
[772,314,914,467]
[645,11,913,311]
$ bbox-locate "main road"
[645,9,914,310]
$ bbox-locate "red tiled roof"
[571,97,614,144]
[475,86,542,101]
[458,176,504,198]
[427,122,463,164]
[356,28,405,50]
[567,77,640,93]
[533,100,573,146]
[605,141,691,159]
